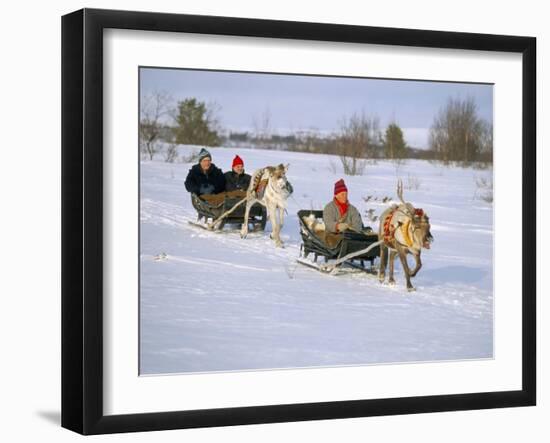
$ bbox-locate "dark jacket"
[185,163,226,195]
[224,170,251,192]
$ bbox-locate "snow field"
[140,146,493,374]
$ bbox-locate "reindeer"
[378,180,433,291]
[240,164,293,247]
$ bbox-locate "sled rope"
[319,240,383,272]
[206,197,248,230]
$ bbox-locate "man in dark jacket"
[224,155,251,192]
[184,148,226,196]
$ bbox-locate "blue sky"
[140,67,493,148]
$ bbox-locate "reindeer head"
[411,208,433,249]
[271,163,293,195]
[396,179,433,250]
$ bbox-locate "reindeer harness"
[383,207,425,248]
[255,179,269,199]
[383,207,398,246]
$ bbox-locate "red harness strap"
[383,208,397,246]
[255,179,269,199]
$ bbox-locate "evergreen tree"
[173,98,221,146]
[383,123,407,159]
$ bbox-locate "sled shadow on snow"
[421,265,488,286]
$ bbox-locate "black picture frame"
[61,8,536,435]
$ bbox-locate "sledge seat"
[298,210,380,262]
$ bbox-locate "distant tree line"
[140,92,493,169]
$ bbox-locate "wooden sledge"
[296,209,381,274]
[190,191,267,231]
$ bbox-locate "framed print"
[61,8,536,435]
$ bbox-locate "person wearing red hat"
[322,179,363,234]
[224,155,251,192]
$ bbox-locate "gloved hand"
[200,184,215,195]
[337,222,350,232]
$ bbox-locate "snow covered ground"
[140,146,494,375]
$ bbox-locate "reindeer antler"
[397,179,415,216]
[397,179,406,205]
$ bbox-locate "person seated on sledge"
[184,148,226,204]
[323,179,364,235]
[224,155,251,195]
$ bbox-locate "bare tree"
[205,101,223,141]
[140,91,173,160]
[478,121,493,164]
[429,96,491,165]
[252,107,272,147]
[163,142,178,163]
[336,112,381,176]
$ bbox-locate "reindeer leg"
[240,198,253,239]
[388,249,397,285]
[379,245,388,283]
[267,204,282,247]
[410,253,422,277]
[277,207,285,247]
[396,247,414,291]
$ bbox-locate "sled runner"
[190,192,267,231]
[297,209,380,274]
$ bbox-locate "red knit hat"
[232,155,244,168]
[334,179,348,196]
